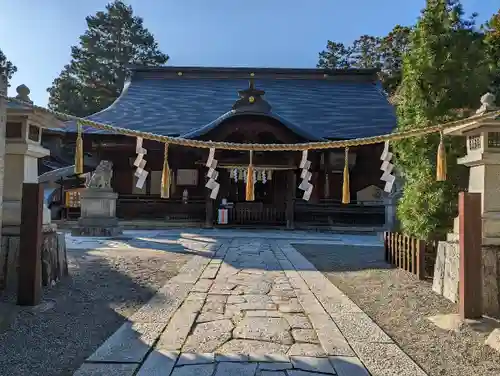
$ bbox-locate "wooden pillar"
[205,177,214,228]
[286,170,295,229]
[458,192,482,320]
[0,76,6,256]
[17,183,43,306]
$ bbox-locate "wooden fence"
[383,232,426,279]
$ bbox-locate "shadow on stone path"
[73,235,428,376]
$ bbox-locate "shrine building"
[40,66,397,229]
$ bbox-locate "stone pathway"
[73,235,428,376]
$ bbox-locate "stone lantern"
[3,85,65,234]
[443,92,500,317]
[444,93,500,244]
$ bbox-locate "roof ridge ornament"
[232,78,272,113]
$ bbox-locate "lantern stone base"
[483,245,500,318]
[72,188,122,237]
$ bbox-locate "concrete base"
[74,188,122,237]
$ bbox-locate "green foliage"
[393,0,490,240]
[317,25,411,96]
[47,0,168,117]
[483,10,500,103]
[0,48,17,84]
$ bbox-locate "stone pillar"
[0,76,6,248]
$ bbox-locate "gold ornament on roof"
[248,96,255,103]
[177,72,183,76]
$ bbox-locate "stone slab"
[291,329,319,344]
[73,363,138,376]
[233,317,293,345]
[193,279,213,292]
[260,371,286,376]
[291,356,336,374]
[176,352,215,366]
[329,312,393,343]
[201,265,220,279]
[287,371,329,376]
[156,295,205,351]
[214,362,258,376]
[215,353,251,362]
[351,342,428,376]
[130,282,193,323]
[329,356,371,376]
[86,321,166,363]
[287,343,325,357]
[218,339,290,355]
[171,364,216,376]
[282,314,312,329]
[183,319,234,352]
[135,350,178,376]
[258,362,293,371]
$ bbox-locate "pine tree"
[47,0,168,117]
[484,10,500,103]
[317,25,411,96]
[317,41,353,69]
[393,0,489,239]
[0,48,17,84]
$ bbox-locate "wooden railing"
[117,196,205,222]
[227,203,286,225]
[384,232,426,279]
[295,200,385,226]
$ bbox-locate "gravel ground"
[294,243,500,376]
[0,247,191,376]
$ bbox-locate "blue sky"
[1,0,498,106]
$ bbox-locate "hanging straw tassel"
[74,121,84,175]
[161,143,171,198]
[436,131,447,181]
[246,150,255,201]
[342,147,350,204]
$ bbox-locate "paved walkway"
[73,233,427,376]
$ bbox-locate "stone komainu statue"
[87,160,113,189]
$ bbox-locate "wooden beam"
[458,192,483,320]
[17,183,43,306]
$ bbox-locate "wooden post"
[17,183,43,306]
[205,177,214,228]
[286,170,295,229]
[416,239,426,280]
[0,76,7,263]
[458,192,482,320]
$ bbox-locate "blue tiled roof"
[63,67,397,140]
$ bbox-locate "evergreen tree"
[379,25,412,97]
[483,10,500,103]
[317,41,353,69]
[317,25,411,96]
[393,0,489,239]
[0,48,17,84]
[47,0,168,117]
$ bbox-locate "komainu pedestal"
[73,188,122,237]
